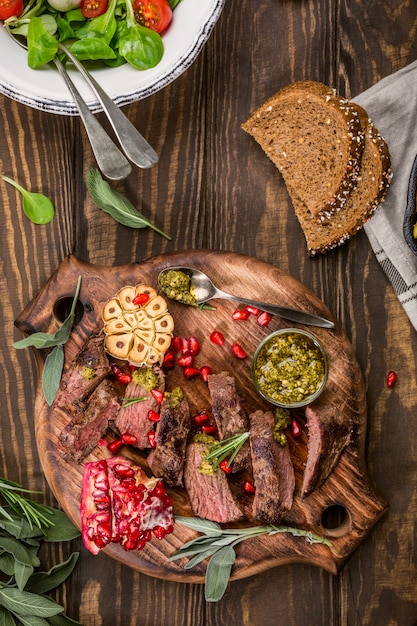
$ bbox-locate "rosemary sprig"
[121,396,146,408]
[204,432,250,471]
[171,516,333,602]
[0,478,56,529]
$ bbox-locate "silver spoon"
[158,267,335,329]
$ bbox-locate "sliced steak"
[114,366,165,449]
[207,371,250,472]
[184,441,244,523]
[58,379,120,462]
[147,389,191,487]
[55,334,111,408]
[249,410,295,523]
[301,400,352,498]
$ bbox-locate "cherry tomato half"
[132,0,172,34]
[80,0,108,19]
[0,0,23,20]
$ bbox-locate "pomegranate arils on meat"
[151,389,165,404]
[291,418,302,438]
[192,412,210,427]
[230,343,247,359]
[219,459,232,474]
[201,424,217,435]
[147,431,157,448]
[243,480,256,494]
[147,409,160,422]
[81,457,174,555]
[210,330,225,346]
[121,433,138,446]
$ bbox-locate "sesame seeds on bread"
[241,81,392,255]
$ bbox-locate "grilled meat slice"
[301,400,352,497]
[114,366,165,449]
[207,371,250,472]
[55,334,111,409]
[147,389,191,487]
[249,410,295,523]
[58,379,120,462]
[184,441,244,523]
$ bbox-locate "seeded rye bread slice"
[294,103,392,255]
[241,81,366,222]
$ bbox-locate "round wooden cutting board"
[14,250,387,583]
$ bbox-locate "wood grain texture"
[2,0,417,624]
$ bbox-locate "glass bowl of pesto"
[252,328,329,408]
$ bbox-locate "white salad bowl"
[0,0,225,115]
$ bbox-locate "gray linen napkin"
[352,60,417,330]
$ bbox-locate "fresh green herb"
[27,15,59,67]
[117,0,163,70]
[203,432,250,471]
[171,517,333,602]
[121,396,146,407]
[13,276,82,405]
[1,174,55,225]
[0,477,81,624]
[86,167,171,240]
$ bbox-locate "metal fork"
[8,32,158,180]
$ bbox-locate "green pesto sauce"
[254,332,326,405]
[273,407,291,446]
[81,366,95,381]
[131,367,159,390]
[159,270,198,306]
[193,433,216,475]
[166,386,184,409]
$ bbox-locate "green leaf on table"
[24,553,79,595]
[174,516,222,536]
[14,560,35,592]
[86,167,171,240]
[40,510,80,542]
[204,545,236,602]
[42,345,65,407]
[0,588,63,618]
[1,175,54,225]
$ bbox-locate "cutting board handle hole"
[53,297,85,325]
[321,504,351,537]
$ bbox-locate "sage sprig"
[0,478,81,624]
[86,167,171,240]
[13,276,82,406]
[171,516,332,602]
[203,432,250,471]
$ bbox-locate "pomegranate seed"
[147,431,157,448]
[112,464,135,478]
[199,365,213,382]
[121,433,138,446]
[111,364,124,377]
[231,309,250,321]
[210,330,225,346]
[243,480,256,494]
[201,424,217,435]
[162,350,175,370]
[151,389,165,404]
[147,409,160,422]
[183,366,200,379]
[230,343,247,359]
[108,439,123,454]
[153,525,166,539]
[192,412,210,426]
[180,337,191,355]
[245,305,261,316]
[177,354,194,367]
[118,373,132,385]
[386,370,397,388]
[257,311,272,327]
[171,335,182,352]
[219,459,232,474]
[188,336,201,356]
[291,418,302,438]
[132,293,151,306]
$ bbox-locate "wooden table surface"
[2,1,417,624]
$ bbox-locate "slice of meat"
[249,410,295,523]
[301,400,352,497]
[114,366,165,449]
[58,379,120,462]
[147,389,191,487]
[184,441,244,523]
[207,371,250,472]
[55,334,111,408]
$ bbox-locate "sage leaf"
[204,545,236,602]
[9,613,49,625]
[0,605,17,625]
[25,553,79,595]
[183,547,220,570]
[42,345,64,407]
[86,167,171,240]
[14,560,34,592]
[0,537,40,568]
[1,175,54,225]
[39,510,80,542]
[0,552,15,576]
[47,613,84,625]
[0,588,64,618]
[174,516,222,537]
